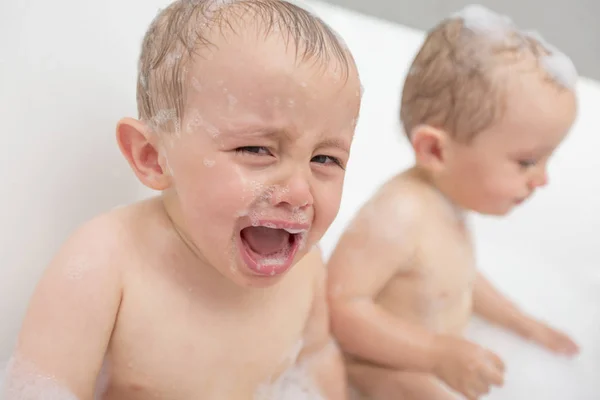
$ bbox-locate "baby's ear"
[410,124,448,172]
[116,118,171,191]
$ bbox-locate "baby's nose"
[529,170,548,189]
[270,170,313,209]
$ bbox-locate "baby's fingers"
[479,358,505,387]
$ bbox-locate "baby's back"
[10,197,320,400]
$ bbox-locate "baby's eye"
[518,159,536,168]
[235,146,272,156]
[311,154,344,169]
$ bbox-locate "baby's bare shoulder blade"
[11,213,128,400]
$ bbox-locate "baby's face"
[442,73,577,215]
[162,33,361,287]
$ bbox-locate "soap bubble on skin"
[235,166,310,225]
[64,255,92,281]
[191,76,203,92]
[185,109,220,138]
[255,369,324,400]
[0,355,79,400]
[254,340,326,400]
[243,185,309,227]
[268,96,281,107]
[227,94,238,110]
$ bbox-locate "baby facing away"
[2,1,362,399]
[327,5,580,400]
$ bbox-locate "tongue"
[241,227,290,255]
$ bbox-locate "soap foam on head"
[148,108,181,137]
[451,4,578,90]
[523,30,578,89]
[452,4,515,41]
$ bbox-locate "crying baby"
[2,1,362,399]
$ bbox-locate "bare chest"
[100,269,314,400]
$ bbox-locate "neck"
[409,164,467,221]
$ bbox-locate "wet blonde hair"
[136,0,352,134]
[400,14,574,143]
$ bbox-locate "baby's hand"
[431,335,505,400]
[526,320,580,356]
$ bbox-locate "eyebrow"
[318,137,351,154]
[512,144,556,158]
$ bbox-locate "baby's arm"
[473,271,579,355]
[326,199,504,400]
[3,217,123,400]
[326,208,440,373]
[296,247,348,400]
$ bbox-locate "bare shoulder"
[47,200,150,278]
[332,170,429,256]
[12,200,155,399]
[366,171,429,228]
[326,170,431,298]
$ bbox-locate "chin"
[232,270,289,289]
[469,203,514,217]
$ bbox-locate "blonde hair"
[400,16,570,142]
[136,0,352,134]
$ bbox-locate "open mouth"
[238,224,307,277]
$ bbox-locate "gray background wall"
[320,0,600,81]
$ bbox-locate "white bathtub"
[1,0,598,399]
